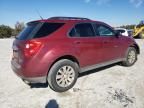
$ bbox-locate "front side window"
[69,23,95,37]
[96,24,115,37]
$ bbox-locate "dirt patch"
[106,87,135,107]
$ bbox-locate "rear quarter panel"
[40,38,80,75]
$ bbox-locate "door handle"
[114,45,118,48]
[74,41,81,44]
[103,41,109,44]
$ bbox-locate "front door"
[95,23,122,62]
[69,23,103,68]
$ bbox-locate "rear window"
[17,22,65,40]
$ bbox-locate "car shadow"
[29,82,48,88]
[45,99,59,108]
[79,63,119,78]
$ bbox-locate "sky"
[0,0,144,28]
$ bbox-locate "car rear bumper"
[22,76,47,84]
[11,60,47,84]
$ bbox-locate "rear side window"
[17,22,64,40]
[69,23,95,37]
[69,28,76,37]
[34,23,64,38]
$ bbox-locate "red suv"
[11,17,140,92]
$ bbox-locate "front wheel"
[122,47,137,66]
[48,59,79,92]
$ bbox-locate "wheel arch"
[46,55,80,80]
[130,44,140,54]
[52,55,80,66]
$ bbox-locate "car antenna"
[36,10,43,20]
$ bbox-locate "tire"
[47,59,79,92]
[122,47,137,66]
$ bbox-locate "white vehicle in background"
[127,29,133,36]
[115,28,132,37]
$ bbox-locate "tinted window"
[17,22,42,40]
[34,23,64,38]
[96,24,115,36]
[69,28,76,37]
[70,23,95,37]
[17,22,64,40]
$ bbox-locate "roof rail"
[48,16,90,20]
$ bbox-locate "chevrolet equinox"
[11,17,140,92]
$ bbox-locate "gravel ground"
[0,39,144,108]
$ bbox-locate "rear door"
[94,23,122,62]
[69,23,103,68]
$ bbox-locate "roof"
[28,16,106,25]
[48,16,90,20]
[31,16,96,23]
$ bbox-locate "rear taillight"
[24,41,42,57]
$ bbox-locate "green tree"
[0,25,13,38]
[119,25,136,29]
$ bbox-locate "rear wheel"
[48,59,79,92]
[122,47,137,66]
